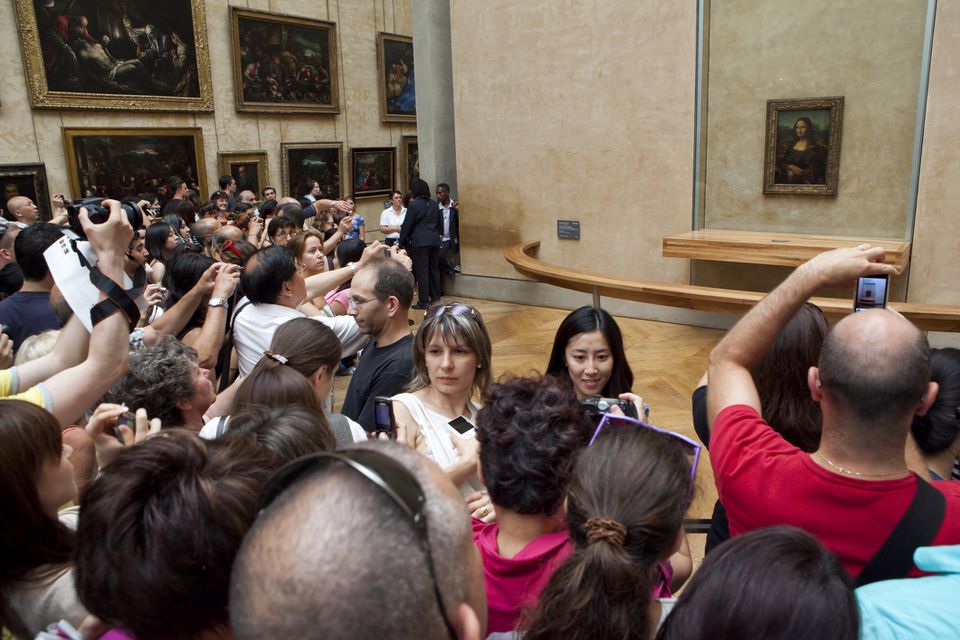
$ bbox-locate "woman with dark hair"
[655,526,859,640]
[162,252,240,373]
[161,212,192,247]
[775,116,828,185]
[393,302,492,494]
[224,405,335,464]
[199,317,365,446]
[692,302,828,552]
[545,306,639,407]
[265,216,296,247]
[523,424,694,640]
[398,178,442,309]
[0,400,86,637]
[475,375,593,634]
[911,347,960,480]
[144,222,179,283]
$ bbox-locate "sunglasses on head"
[424,302,476,321]
[258,449,457,639]
[219,239,242,259]
[589,413,701,499]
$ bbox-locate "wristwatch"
[208,297,228,308]
[347,262,359,274]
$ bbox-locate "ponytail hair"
[524,427,691,640]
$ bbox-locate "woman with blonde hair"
[393,302,492,497]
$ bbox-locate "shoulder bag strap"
[855,475,946,587]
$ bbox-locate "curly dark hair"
[476,376,593,515]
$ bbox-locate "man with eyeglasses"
[232,242,407,377]
[230,440,488,639]
[707,245,960,583]
[340,257,417,432]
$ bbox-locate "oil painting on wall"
[763,96,844,195]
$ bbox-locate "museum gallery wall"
[0,0,416,224]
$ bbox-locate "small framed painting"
[281,143,343,200]
[218,151,268,197]
[351,147,396,198]
[377,33,416,123]
[763,96,844,195]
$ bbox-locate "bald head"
[192,218,221,249]
[6,196,39,224]
[818,309,930,427]
[230,441,485,640]
[238,190,257,205]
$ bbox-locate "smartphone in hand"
[854,275,888,312]
[373,396,397,440]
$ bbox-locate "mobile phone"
[373,396,397,440]
[448,416,476,437]
[854,275,888,312]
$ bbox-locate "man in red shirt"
[706,245,960,581]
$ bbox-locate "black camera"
[66,197,143,240]
[580,395,639,420]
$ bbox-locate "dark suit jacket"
[398,196,442,248]
[445,205,460,254]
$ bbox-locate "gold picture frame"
[218,151,269,197]
[281,143,343,200]
[231,7,339,114]
[763,96,844,195]
[63,128,207,200]
[400,135,419,191]
[13,0,213,112]
[350,147,396,198]
[377,32,416,123]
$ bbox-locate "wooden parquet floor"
[334,296,725,568]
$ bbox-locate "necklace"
[813,452,909,479]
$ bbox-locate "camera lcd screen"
[854,275,889,312]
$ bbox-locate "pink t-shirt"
[324,287,351,311]
[472,517,573,634]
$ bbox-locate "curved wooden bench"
[504,241,960,332]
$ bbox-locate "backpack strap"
[216,299,253,392]
[855,475,946,587]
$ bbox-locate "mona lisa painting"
[763,96,843,195]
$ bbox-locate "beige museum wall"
[701,0,925,239]
[910,0,960,307]
[0,0,414,231]
[448,2,697,283]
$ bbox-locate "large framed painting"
[231,8,339,114]
[401,136,419,191]
[218,151,268,196]
[351,147,396,198]
[282,143,343,200]
[13,0,213,111]
[1,163,51,221]
[63,128,206,200]
[763,96,844,195]
[377,33,415,123]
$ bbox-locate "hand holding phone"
[854,275,889,312]
[373,396,397,440]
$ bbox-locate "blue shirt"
[0,290,62,352]
[857,545,960,640]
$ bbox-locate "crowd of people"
[1,179,959,640]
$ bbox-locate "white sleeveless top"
[391,392,484,496]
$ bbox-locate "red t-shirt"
[711,405,960,579]
[472,517,572,634]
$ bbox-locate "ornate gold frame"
[350,147,397,198]
[377,32,416,123]
[400,135,418,191]
[763,96,844,196]
[13,0,213,112]
[218,151,269,196]
[281,142,343,200]
[62,127,207,199]
[231,7,340,114]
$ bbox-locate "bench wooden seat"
[505,241,960,332]
[662,229,911,271]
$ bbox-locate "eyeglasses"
[589,413,701,499]
[424,302,476,321]
[348,295,381,310]
[258,449,457,638]
[219,239,242,259]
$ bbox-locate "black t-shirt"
[341,334,415,432]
